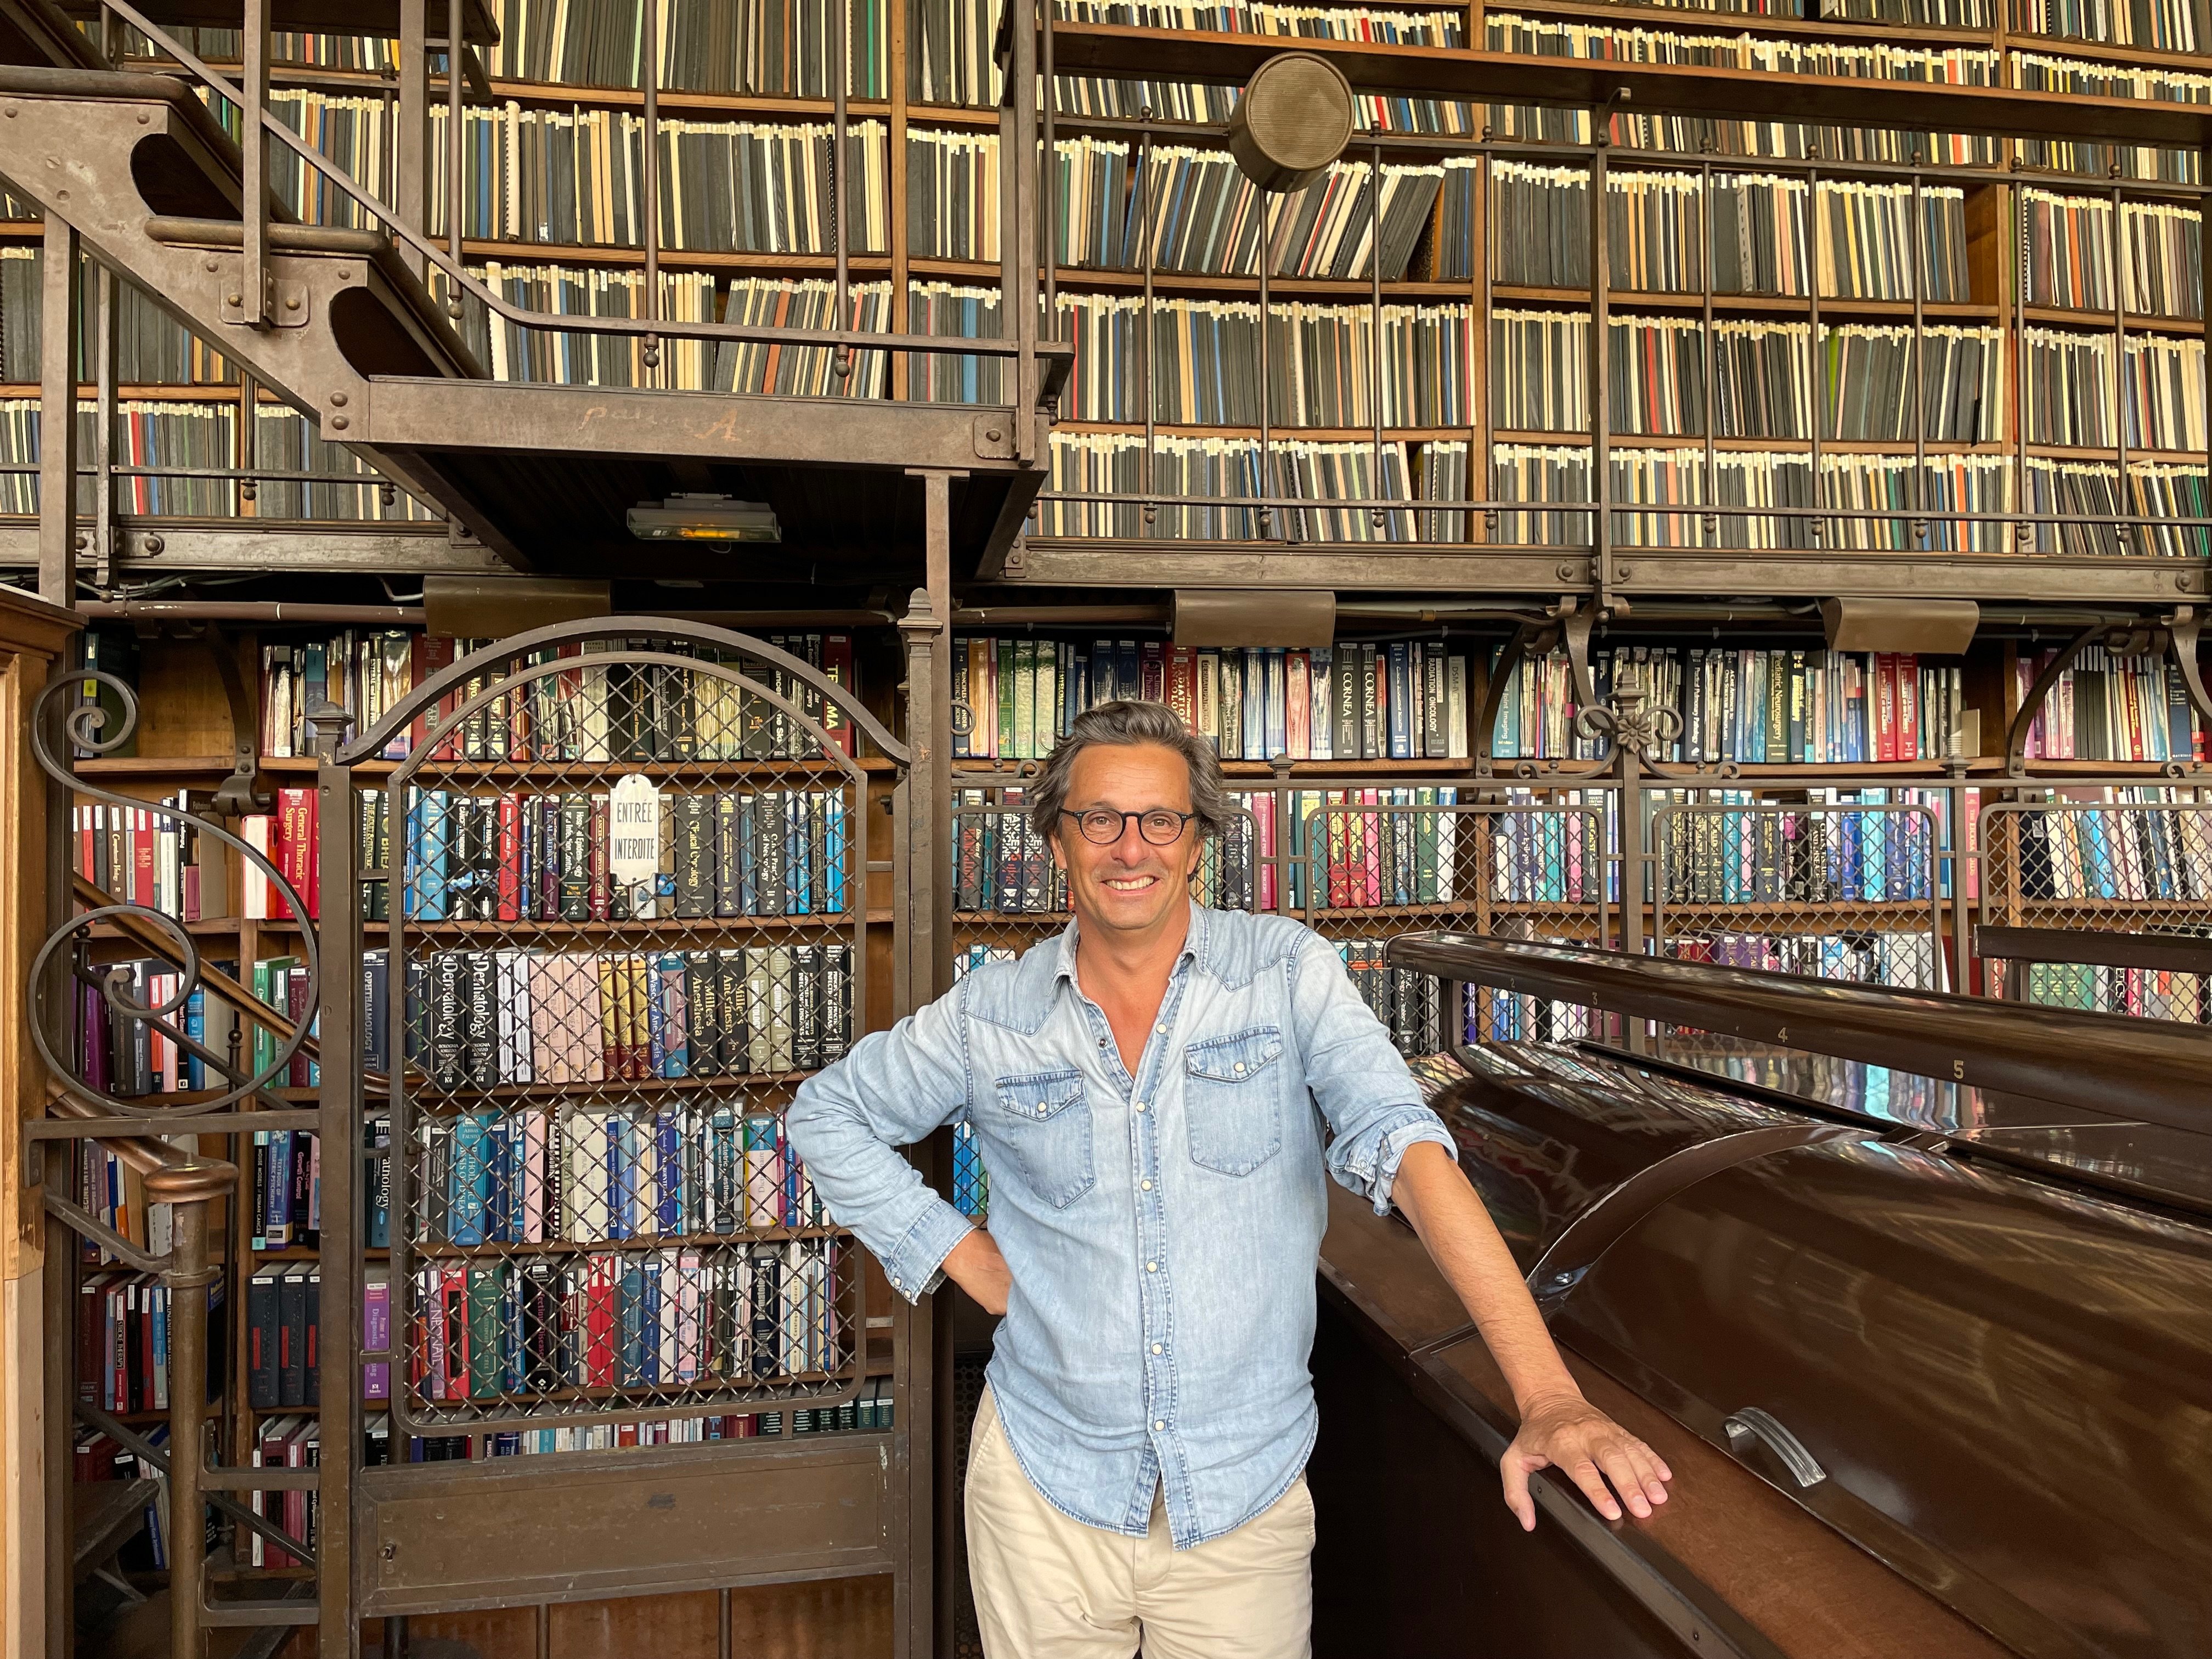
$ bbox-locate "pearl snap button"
[1233,1062,1245,1074]
[1134,1101,1147,1113]
[1146,1261,1157,1272]
[1037,1105,1048,1116]
[1155,1023,1166,1033]
[1141,1179,1153,1190]
[1152,1343,1163,1354]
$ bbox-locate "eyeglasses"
[1060,808,1197,847]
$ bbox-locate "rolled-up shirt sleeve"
[786,977,976,1302]
[1291,933,1457,1214]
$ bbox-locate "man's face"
[1049,742,1204,941]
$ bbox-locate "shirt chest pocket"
[991,1068,1096,1209]
[1183,1025,1286,1177]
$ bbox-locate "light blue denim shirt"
[786,902,1457,1548]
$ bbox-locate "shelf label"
[609,774,664,902]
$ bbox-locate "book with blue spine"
[656,1110,684,1236]
[448,1112,493,1248]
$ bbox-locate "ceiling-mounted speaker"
[1227,53,1356,194]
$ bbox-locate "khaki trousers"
[964,1389,1316,1659]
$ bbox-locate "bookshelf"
[20,4,2212,1658]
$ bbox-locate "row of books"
[244,1415,319,1569]
[484,0,890,97]
[0,246,234,383]
[391,1379,896,1456]
[404,1238,843,1403]
[1491,312,2006,443]
[1493,647,1970,764]
[408,1102,826,1248]
[71,797,222,924]
[951,785,1608,914]
[1670,929,1940,987]
[74,1428,171,1570]
[1335,940,1459,1056]
[2017,961,2212,1020]
[1996,796,2212,901]
[2019,328,2207,453]
[392,945,856,1087]
[250,1127,321,1251]
[950,789,1265,913]
[950,636,1472,761]
[72,1138,184,1262]
[433,104,891,253]
[2011,53,2205,185]
[433,263,720,390]
[1657,800,1939,904]
[2016,0,2202,51]
[2020,189,2204,320]
[1485,163,1976,303]
[245,1265,323,1411]
[1040,432,1424,540]
[394,786,853,924]
[1487,443,2211,556]
[0,400,426,521]
[2014,647,2207,762]
[258,630,858,762]
[77,1271,219,1415]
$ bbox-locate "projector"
[626,494,782,543]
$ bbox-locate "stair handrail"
[91,0,1065,399]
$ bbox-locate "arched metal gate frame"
[310,610,944,1655]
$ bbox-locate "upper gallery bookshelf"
[1,0,2201,569]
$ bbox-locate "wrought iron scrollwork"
[1574,672,1684,768]
[29,670,319,1118]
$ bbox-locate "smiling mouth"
[1102,874,1161,891]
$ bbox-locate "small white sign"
[608,774,663,888]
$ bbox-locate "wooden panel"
[312,1578,894,1659]
[1318,1181,1474,1355]
[1420,1336,2013,1659]
[357,1437,895,1616]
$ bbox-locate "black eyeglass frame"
[1059,807,1199,847]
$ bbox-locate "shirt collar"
[1054,898,1207,985]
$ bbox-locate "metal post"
[157,1174,232,1659]
[1258,196,1274,543]
[1700,160,1715,547]
[1590,135,1611,599]
[396,0,428,281]
[1808,163,1823,554]
[828,0,847,385]
[2111,181,2128,554]
[311,704,360,1659]
[1370,142,1385,538]
[643,0,665,382]
[242,0,270,327]
[92,262,116,585]
[447,4,465,273]
[1139,121,1156,534]
[37,215,77,602]
[1008,1,1039,459]
[1911,166,1927,548]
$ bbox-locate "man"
[788,700,1671,1658]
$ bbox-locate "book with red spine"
[131,806,155,908]
[584,1254,617,1386]
[273,787,318,921]
[1165,646,1195,732]
[821,633,856,755]
[496,792,522,921]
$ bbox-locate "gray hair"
[1029,699,1233,847]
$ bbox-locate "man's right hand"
[943,1228,1012,1314]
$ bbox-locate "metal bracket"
[2004,619,2122,776]
[221,270,308,328]
[972,415,1015,459]
[190,625,271,815]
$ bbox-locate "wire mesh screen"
[1652,798,1946,998]
[1295,795,1610,1052]
[377,648,868,1431]
[1979,793,2212,1022]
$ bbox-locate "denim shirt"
[785,903,1457,1548]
